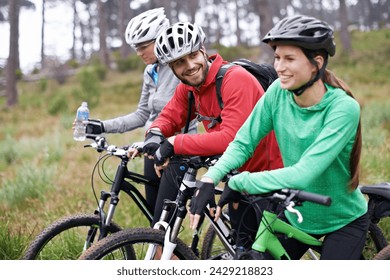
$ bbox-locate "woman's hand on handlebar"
[127,147,142,159]
[127,142,145,159]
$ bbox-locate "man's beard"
[177,57,209,88]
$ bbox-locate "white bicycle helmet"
[154,22,206,64]
[125,7,169,47]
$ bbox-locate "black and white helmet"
[262,15,336,56]
[154,22,206,64]
[125,7,169,47]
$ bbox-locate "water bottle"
[73,101,89,141]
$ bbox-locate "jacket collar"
[198,53,226,90]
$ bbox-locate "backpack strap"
[215,63,234,109]
[183,90,194,133]
[195,63,234,129]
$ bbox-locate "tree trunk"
[71,0,78,60]
[235,0,242,46]
[254,0,274,63]
[40,0,46,69]
[6,0,20,107]
[339,0,352,53]
[119,0,129,58]
[98,0,110,68]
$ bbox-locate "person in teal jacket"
[189,15,368,260]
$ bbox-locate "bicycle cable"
[90,153,113,211]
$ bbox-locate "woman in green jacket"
[189,15,368,260]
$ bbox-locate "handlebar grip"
[296,190,332,206]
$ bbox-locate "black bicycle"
[78,178,390,260]
[22,137,221,259]
[78,155,235,260]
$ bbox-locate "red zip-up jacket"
[150,54,282,172]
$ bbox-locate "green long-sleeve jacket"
[204,79,367,234]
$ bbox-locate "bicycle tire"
[201,221,234,260]
[361,222,388,259]
[373,244,390,260]
[79,227,198,260]
[22,213,124,260]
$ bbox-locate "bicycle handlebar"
[270,188,331,207]
[83,136,130,158]
[292,189,332,206]
[83,136,222,169]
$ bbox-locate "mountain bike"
[22,137,219,260]
[78,155,236,260]
[238,182,390,260]
[78,179,390,260]
[235,182,390,260]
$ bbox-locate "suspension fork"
[99,161,127,238]
[145,169,198,260]
[83,190,111,250]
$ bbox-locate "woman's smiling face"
[273,45,317,91]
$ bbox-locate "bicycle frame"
[82,137,156,245]
[92,173,154,239]
[252,210,322,260]
[248,183,390,260]
[144,156,236,260]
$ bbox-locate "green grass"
[0,29,389,260]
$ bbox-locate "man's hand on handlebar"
[153,137,175,178]
[215,182,241,221]
[143,129,165,158]
[189,179,216,230]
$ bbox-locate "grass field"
[0,28,389,260]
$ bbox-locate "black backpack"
[184,58,278,132]
[215,58,278,109]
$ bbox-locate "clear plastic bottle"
[73,101,89,141]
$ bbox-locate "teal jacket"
[205,79,367,234]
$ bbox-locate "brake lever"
[286,201,303,223]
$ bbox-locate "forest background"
[0,0,389,260]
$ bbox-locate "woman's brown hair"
[323,69,362,190]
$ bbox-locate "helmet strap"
[291,49,328,96]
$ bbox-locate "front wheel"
[79,227,198,260]
[374,244,390,260]
[22,213,124,260]
[201,218,234,260]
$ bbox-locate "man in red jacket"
[142,22,283,248]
